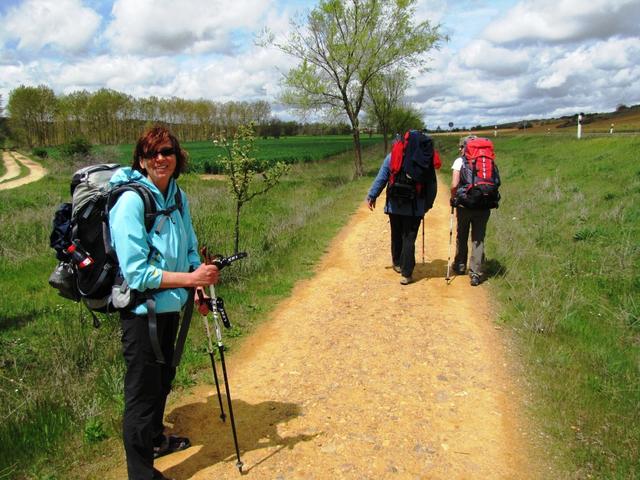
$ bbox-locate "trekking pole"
[200,247,247,473]
[197,289,226,422]
[446,206,454,284]
[421,216,425,264]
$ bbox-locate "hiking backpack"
[455,137,501,209]
[48,163,183,319]
[387,130,439,202]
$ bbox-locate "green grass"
[0,139,385,479]
[439,134,640,478]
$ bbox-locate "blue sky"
[1,0,639,129]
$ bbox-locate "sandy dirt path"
[0,151,47,190]
[109,177,547,480]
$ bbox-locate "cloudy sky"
[1,0,639,129]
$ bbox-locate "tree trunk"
[234,201,242,254]
[382,125,389,154]
[352,128,363,178]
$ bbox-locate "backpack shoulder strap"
[106,182,158,232]
[173,187,184,216]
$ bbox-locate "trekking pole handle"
[212,252,248,270]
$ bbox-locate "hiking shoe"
[400,276,412,285]
[153,435,191,459]
[453,263,466,275]
[470,274,481,287]
[392,265,402,274]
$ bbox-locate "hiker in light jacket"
[109,126,218,480]
[366,145,437,285]
[450,135,489,287]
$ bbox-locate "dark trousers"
[121,311,180,480]
[389,214,423,277]
[454,207,491,276]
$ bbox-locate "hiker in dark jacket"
[109,126,218,480]
[366,148,437,285]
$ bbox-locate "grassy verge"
[0,142,385,479]
[440,134,640,478]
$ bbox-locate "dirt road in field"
[0,150,46,190]
[108,177,550,480]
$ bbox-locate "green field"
[44,135,384,174]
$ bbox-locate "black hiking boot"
[453,263,466,275]
[470,274,481,287]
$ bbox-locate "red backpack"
[456,137,501,209]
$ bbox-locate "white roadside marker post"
[577,112,583,139]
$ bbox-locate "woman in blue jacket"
[109,126,218,480]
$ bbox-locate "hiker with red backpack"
[450,135,501,286]
[109,126,218,480]
[366,130,440,285]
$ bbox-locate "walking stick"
[446,206,454,284]
[198,297,226,421]
[421,216,425,264]
[199,247,247,473]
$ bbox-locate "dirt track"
[108,177,549,479]
[0,150,47,190]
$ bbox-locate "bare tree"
[269,0,443,178]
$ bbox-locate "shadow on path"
[163,396,318,478]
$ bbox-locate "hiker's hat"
[459,135,477,149]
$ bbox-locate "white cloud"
[105,0,273,55]
[485,0,640,45]
[56,55,177,92]
[458,40,530,76]
[1,0,101,53]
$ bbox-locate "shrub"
[32,147,48,158]
[60,137,92,157]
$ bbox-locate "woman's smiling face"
[141,140,177,193]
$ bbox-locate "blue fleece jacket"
[108,168,200,315]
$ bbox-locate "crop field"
[62,135,385,173]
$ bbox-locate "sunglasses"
[143,147,175,159]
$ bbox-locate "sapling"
[214,124,289,253]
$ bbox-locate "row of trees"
[6,85,274,147]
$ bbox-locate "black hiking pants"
[121,311,180,480]
[389,214,423,278]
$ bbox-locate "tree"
[7,85,57,147]
[215,124,289,253]
[365,69,409,153]
[271,0,442,178]
[389,105,425,136]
